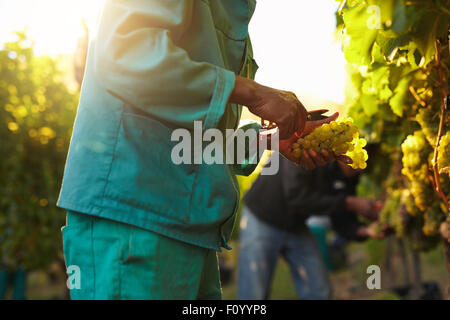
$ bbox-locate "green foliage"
[365,238,386,265]
[0,32,79,270]
[336,0,449,249]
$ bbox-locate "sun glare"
[250,1,347,106]
[0,0,103,55]
[0,0,346,106]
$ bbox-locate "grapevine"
[335,0,449,256]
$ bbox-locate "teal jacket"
[57,0,259,250]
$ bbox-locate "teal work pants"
[0,268,27,300]
[62,211,222,300]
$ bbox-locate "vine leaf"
[389,76,410,117]
[362,94,378,116]
[342,3,378,65]
[391,0,408,33]
[407,45,422,68]
[410,13,439,66]
[376,33,410,59]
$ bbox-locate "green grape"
[292,148,301,158]
[400,130,449,225]
[401,131,435,211]
[291,117,368,169]
[303,140,311,149]
[437,131,450,178]
[410,179,433,211]
[404,191,420,217]
[401,131,431,176]
[416,107,439,147]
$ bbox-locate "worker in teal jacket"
[58,0,345,299]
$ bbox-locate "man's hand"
[229,75,306,139]
[346,196,380,221]
[356,222,389,239]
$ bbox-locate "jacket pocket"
[104,112,198,223]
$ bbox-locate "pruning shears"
[306,109,329,121]
[260,109,330,137]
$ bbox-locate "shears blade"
[306,109,329,121]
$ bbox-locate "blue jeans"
[237,206,331,300]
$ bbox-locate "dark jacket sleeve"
[280,159,347,223]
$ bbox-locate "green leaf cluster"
[0,32,79,270]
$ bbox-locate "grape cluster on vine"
[416,107,439,147]
[401,131,448,236]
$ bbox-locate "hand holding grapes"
[279,111,353,169]
[290,117,368,170]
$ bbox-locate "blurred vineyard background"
[0,0,449,300]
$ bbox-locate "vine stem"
[432,39,449,209]
[408,86,426,107]
[337,0,347,15]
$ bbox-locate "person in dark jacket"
[237,154,382,300]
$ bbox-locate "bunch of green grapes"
[401,131,431,174]
[291,117,368,169]
[437,131,450,178]
[409,178,434,212]
[404,190,421,217]
[416,107,439,147]
[401,131,434,211]
[401,131,448,232]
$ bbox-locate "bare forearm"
[229,75,262,107]
[228,75,304,139]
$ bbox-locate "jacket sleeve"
[281,160,347,221]
[94,0,236,130]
